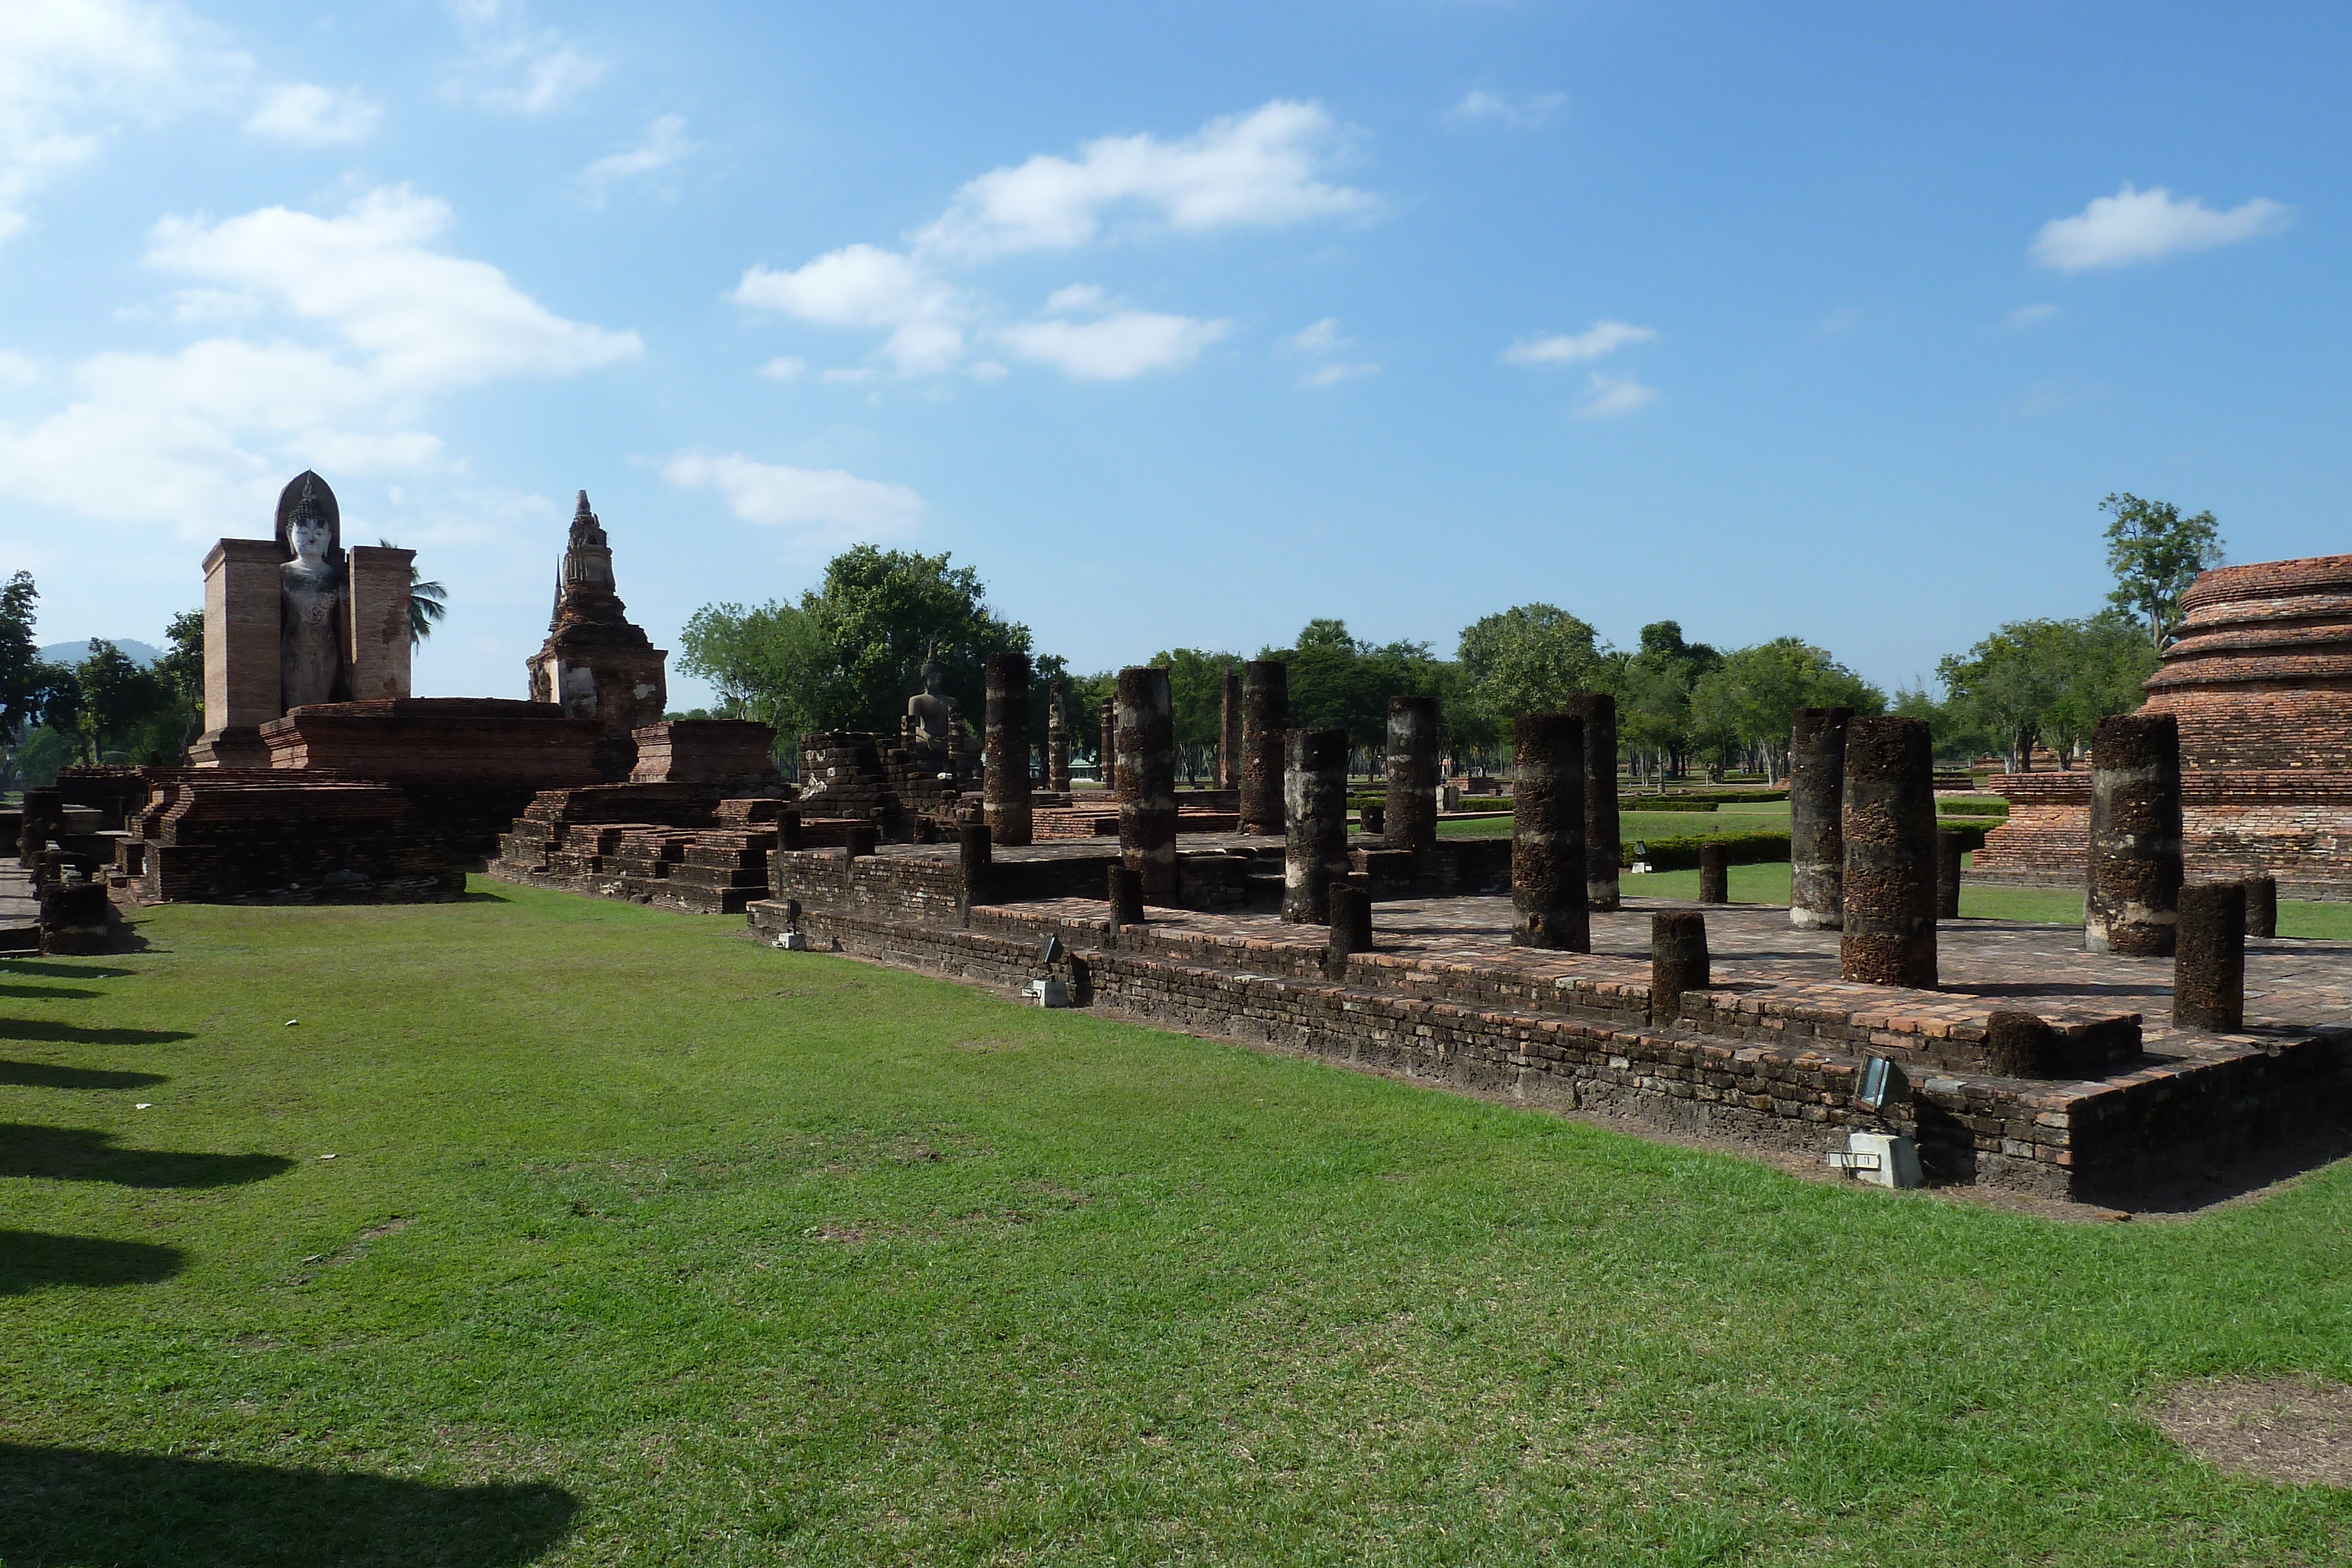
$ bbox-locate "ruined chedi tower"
[526,491,667,780]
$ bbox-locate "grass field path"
[3,881,2348,1564]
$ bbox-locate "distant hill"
[38,639,163,667]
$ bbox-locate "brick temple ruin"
[18,477,2346,1206]
[1976,554,2352,899]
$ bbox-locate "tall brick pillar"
[1282,727,1349,924]
[345,544,415,702]
[1046,680,1071,792]
[1218,666,1242,791]
[1239,660,1288,835]
[1563,693,1619,910]
[1840,715,1937,988]
[1789,706,1851,930]
[1384,694,1440,885]
[1098,698,1115,788]
[1510,713,1589,951]
[983,651,1033,847]
[1115,667,1177,901]
[2086,713,2183,957]
[191,538,285,767]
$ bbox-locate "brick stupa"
[1977,554,2352,898]
[526,491,668,780]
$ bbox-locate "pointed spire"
[575,490,593,519]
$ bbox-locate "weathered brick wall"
[747,897,2341,1199]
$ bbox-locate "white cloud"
[998,310,1229,380]
[147,185,643,388]
[579,113,691,203]
[0,0,252,243]
[731,243,968,376]
[664,452,923,552]
[1299,360,1377,388]
[2030,183,2291,272]
[1044,282,1110,314]
[0,186,638,540]
[821,366,878,384]
[446,0,604,115]
[1284,317,1377,387]
[1572,373,1658,419]
[245,82,381,146]
[1502,320,1656,366]
[916,99,1374,260]
[2006,303,2060,330]
[1446,89,1566,128]
[756,356,805,380]
[0,350,42,385]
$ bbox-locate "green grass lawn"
[5,882,2350,1565]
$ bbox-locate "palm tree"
[380,540,448,647]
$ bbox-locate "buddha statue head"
[274,471,345,574]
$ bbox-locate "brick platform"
[737,842,2351,1202]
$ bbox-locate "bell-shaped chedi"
[526,490,668,779]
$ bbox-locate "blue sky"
[2,2,2345,707]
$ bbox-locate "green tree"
[1619,620,1723,785]
[2100,493,2223,647]
[679,547,1038,755]
[1147,648,1244,783]
[1936,614,2157,770]
[1456,604,1609,741]
[72,640,172,765]
[1688,638,1883,780]
[1261,620,1455,773]
[380,540,449,647]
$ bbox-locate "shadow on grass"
[0,1445,577,1567]
[0,1230,183,1295]
[0,1125,293,1188]
[0,1018,193,1045]
[0,984,104,1000]
[0,961,135,980]
[0,1060,167,1089]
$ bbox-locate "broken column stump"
[2243,873,2278,940]
[1563,694,1620,911]
[1240,660,1288,835]
[1107,864,1144,925]
[1789,706,1852,930]
[1697,841,1729,905]
[1218,666,1242,791]
[1984,1009,2066,1078]
[1115,666,1178,902]
[1046,679,1071,793]
[2174,880,2247,1032]
[2086,712,2183,957]
[1841,715,1937,989]
[1935,830,1965,920]
[1510,713,1589,951]
[1384,694,1440,887]
[1282,727,1349,924]
[958,821,991,915]
[1325,883,1372,980]
[983,651,1033,847]
[1650,911,1708,1025]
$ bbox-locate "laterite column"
[1218,666,1242,791]
[1563,694,1620,910]
[1282,727,1349,923]
[983,651,1033,847]
[1384,695,1440,885]
[2243,874,2278,940]
[2085,713,2183,956]
[1789,706,1852,930]
[1239,660,1288,835]
[1650,912,1709,1025]
[1325,884,1372,979]
[1115,667,1177,901]
[1509,713,1588,951]
[1935,831,1965,920]
[1046,679,1070,791]
[2174,881,2246,1032]
[957,822,991,921]
[1840,715,1937,988]
[1697,842,1729,905]
[1098,698,1116,787]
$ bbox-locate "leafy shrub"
[1621,830,1789,871]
